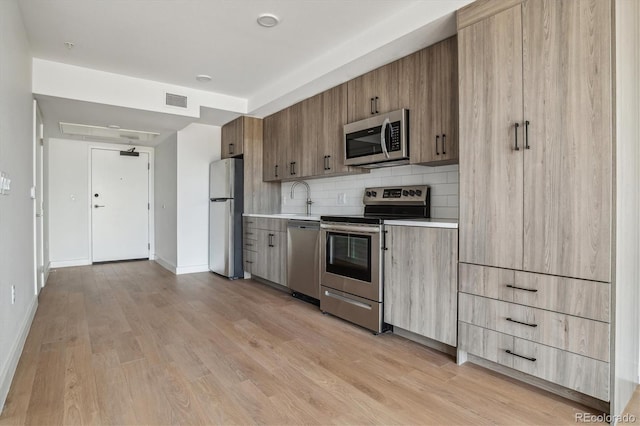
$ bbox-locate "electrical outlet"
[11,285,15,305]
[337,193,346,205]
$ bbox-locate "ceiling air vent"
[166,92,188,108]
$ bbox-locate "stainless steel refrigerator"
[209,158,243,279]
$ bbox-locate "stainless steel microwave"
[343,109,409,168]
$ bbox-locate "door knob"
[94,204,105,208]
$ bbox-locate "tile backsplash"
[281,164,459,218]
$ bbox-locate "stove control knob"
[416,189,423,196]
[371,191,377,197]
[409,190,416,196]
[366,191,372,197]
[402,190,409,196]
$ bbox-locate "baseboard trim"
[175,264,210,275]
[49,259,91,268]
[154,257,177,274]
[0,296,38,415]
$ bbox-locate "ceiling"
[19,0,472,143]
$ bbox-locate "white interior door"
[91,149,149,262]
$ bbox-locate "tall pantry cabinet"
[457,0,639,418]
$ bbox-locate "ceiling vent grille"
[166,93,188,108]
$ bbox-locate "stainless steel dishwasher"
[287,220,320,302]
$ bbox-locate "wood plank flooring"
[0,261,627,425]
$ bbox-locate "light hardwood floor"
[0,261,629,425]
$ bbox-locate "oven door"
[320,223,381,302]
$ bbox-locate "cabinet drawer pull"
[245,243,254,247]
[505,350,536,362]
[506,284,538,293]
[245,260,253,264]
[435,135,440,155]
[525,120,530,149]
[442,134,446,155]
[246,221,254,224]
[514,122,520,151]
[506,317,537,328]
[245,232,254,235]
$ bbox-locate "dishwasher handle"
[288,220,320,230]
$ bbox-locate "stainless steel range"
[319,185,430,333]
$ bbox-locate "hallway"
[0,261,630,425]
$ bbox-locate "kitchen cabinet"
[458,0,612,281]
[263,84,367,181]
[243,217,287,286]
[347,60,400,122]
[221,116,244,158]
[383,225,458,346]
[456,0,620,412]
[402,37,459,165]
[239,117,281,214]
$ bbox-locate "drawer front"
[243,250,256,273]
[512,336,609,401]
[459,263,610,322]
[514,271,610,322]
[243,216,287,232]
[459,293,609,362]
[459,323,609,401]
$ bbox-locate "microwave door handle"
[380,117,391,159]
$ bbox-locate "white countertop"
[243,213,321,221]
[383,218,459,229]
[244,213,457,228]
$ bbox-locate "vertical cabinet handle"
[275,165,279,178]
[326,155,331,171]
[370,98,375,115]
[514,123,520,151]
[382,230,388,251]
[435,135,440,155]
[229,143,234,155]
[525,120,530,149]
[374,96,379,114]
[268,233,274,247]
[442,134,446,155]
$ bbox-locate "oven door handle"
[380,117,391,159]
[320,223,381,234]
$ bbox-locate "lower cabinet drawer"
[459,293,610,362]
[243,250,256,273]
[459,322,609,401]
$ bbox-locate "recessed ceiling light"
[64,41,74,49]
[257,13,279,28]
[195,74,212,83]
[107,124,120,129]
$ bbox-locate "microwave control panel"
[388,122,401,151]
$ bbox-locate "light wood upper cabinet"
[347,60,400,122]
[403,37,459,165]
[521,0,612,282]
[384,226,458,346]
[458,4,524,270]
[318,84,349,175]
[263,109,289,182]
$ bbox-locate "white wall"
[154,134,178,270]
[0,0,37,413]
[281,164,459,218]
[613,0,640,417]
[47,138,155,267]
[175,123,220,274]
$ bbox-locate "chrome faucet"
[290,180,313,216]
